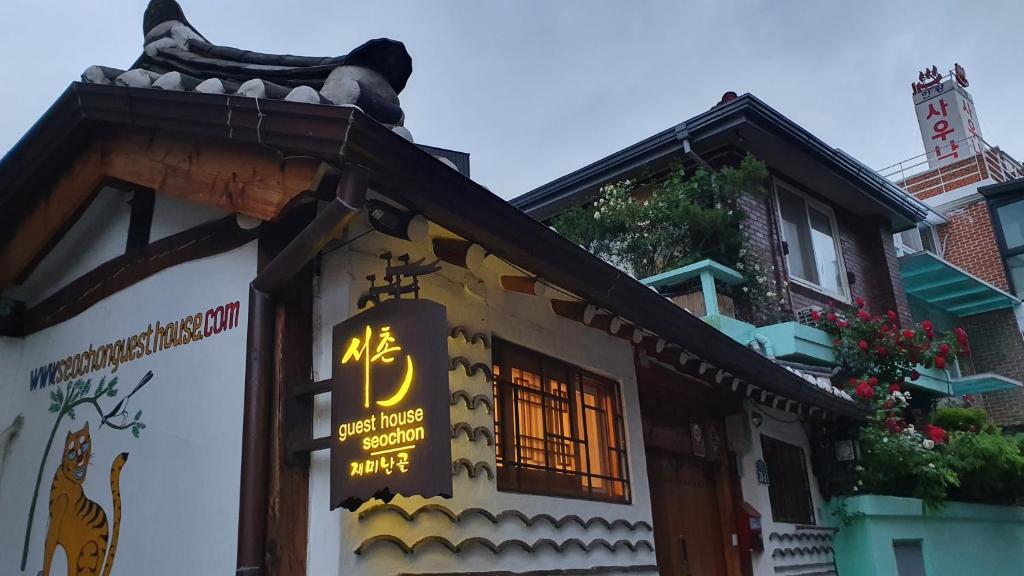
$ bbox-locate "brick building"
[880,64,1024,429]
[513,92,941,576]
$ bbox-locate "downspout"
[681,137,713,171]
[236,166,367,576]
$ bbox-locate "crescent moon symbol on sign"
[376,355,414,408]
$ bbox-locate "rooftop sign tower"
[912,63,983,169]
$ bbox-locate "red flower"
[954,327,969,345]
[855,381,875,399]
[921,320,933,331]
[935,355,947,369]
[903,329,915,340]
[924,424,947,444]
[811,310,821,322]
[880,324,890,334]
[910,370,920,381]
[889,383,901,393]
[837,320,850,329]
[884,399,895,409]
[859,340,869,351]
[887,310,898,322]
[938,343,950,357]
[848,377,859,387]
[828,312,837,323]
[856,296,866,309]
[833,338,842,346]
[885,417,904,433]
[876,346,888,358]
[868,376,878,386]
[857,310,871,321]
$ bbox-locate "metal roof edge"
[513,93,928,224]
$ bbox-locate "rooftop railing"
[878,135,1024,192]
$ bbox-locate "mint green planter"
[825,495,1024,576]
[753,321,836,365]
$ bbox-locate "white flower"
[766,292,775,298]
[853,486,860,492]
[928,463,936,469]
[857,479,863,486]
[922,439,935,450]
[593,212,601,220]
[742,287,749,293]
[855,465,864,471]
[882,437,889,443]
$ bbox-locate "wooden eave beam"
[0,126,322,288]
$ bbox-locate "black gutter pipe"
[237,166,366,576]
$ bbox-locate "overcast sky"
[1,1,1021,199]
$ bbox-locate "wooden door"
[648,450,728,576]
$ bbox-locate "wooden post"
[700,270,719,316]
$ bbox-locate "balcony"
[642,258,1022,399]
[641,260,838,366]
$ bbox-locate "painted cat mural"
[41,423,126,576]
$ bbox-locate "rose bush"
[818,300,1024,509]
[814,299,969,510]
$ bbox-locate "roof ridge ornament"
[84,0,414,130]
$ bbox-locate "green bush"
[944,431,1024,505]
[932,407,997,434]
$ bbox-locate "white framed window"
[894,223,941,257]
[774,180,850,301]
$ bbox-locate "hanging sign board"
[330,298,452,510]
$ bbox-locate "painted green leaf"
[48,403,60,413]
[107,387,117,397]
[131,426,140,439]
[67,408,76,420]
[134,410,142,421]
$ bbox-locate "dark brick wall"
[739,182,911,326]
[938,200,1010,291]
[962,308,1024,427]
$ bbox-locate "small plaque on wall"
[691,422,707,458]
[756,459,770,485]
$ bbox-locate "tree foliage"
[552,155,769,279]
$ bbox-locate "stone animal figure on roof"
[83,0,413,137]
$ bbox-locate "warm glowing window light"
[492,340,629,502]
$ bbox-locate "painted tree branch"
[20,371,152,572]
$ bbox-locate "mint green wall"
[825,495,1024,576]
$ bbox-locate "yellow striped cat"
[41,422,127,576]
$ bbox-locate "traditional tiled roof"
[81,0,413,138]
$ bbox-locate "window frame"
[773,179,851,302]
[760,434,816,525]
[491,338,631,504]
[894,223,942,258]
[987,193,1024,298]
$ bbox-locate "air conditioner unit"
[796,306,823,326]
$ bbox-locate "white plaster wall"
[149,193,230,241]
[0,242,256,575]
[307,222,657,575]
[4,186,132,306]
[736,405,835,576]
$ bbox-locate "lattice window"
[492,339,629,502]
